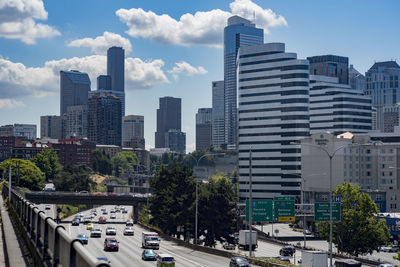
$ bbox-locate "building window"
[321,195,328,201]
[366,164,371,169]
[390,172,393,176]
[376,195,383,201]
[381,149,386,154]
[381,179,386,184]
[382,164,385,168]
[366,149,371,154]
[382,172,385,176]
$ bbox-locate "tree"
[90,150,112,175]
[31,148,61,181]
[198,173,237,246]
[0,159,45,190]
[53,165,94,192]
[111,151,139,177]
[319,183,389,256]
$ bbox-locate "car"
[45,204,51,210]
[106,226,117,235]
[71,219,80,226]
[98,216,107,224]
[229,256,251,267]
[96,257,111,264]
[110,213,116,219]
[156,254,175,267]
[303,229,312,235]
[123,227,134,236]
[101,208,106,212]
[83,216,91,224]
[104,237,119,251]
[86,223,94,230]
[126,219,134,226]
[280,246,296,256]
[379,264,394,267]
[90,228,102,238]
[142,249,157,261]
[223,242,236,250]
[277,256,290,262]
[379,246,398,252]
[77,234,88,245]
[122,209,128,214]
[102,210,108,215]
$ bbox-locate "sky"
[0,0,399,152]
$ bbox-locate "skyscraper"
[307,55,349,85]
[238,43,309,200]
[155,97,185,151]
[122,115,144,146]
[196,108,212,151]
[224,16,264,148]
[60,70,91,115]
[107,47,125,92]
[212,80,225,149]
[40,115,62,139]
[349,64,365,91]
[88,92,122,146]
[97,75,112,91]
[64,105,88,138]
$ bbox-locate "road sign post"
[245,199,273,222]
[314,202,341,222]
[273,196,295,222]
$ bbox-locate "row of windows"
[239,131,309,137]
[240,81,309,90]
[240,97,309,106]
[239,106,309,114]
[310,111,371,118]
[239,115,309,121]
[239,140,299,146]
[311,90,361,97]
[311,125,372,130]
[311,118,371,124]
[310,98,371,105]
[240,89,308,98]
[238,157,301,162]
[239,165,301,170]
[310,104,371,111]
[240,57,293,66]
[238,181,300,186]
[239,51,281,58]
[239,73,309,82]
[239,148,300,153]
[239,123,309,129]
[240,64,309,75]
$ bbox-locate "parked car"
[104,237,119,251]
[230,256,251,267]
[223,242,236,250]
[106,226,117,236]
[123,227,134,236]
[90,228,102,238]
[280,246,296,256]
[77,234,88,245]
[142,249,157,261]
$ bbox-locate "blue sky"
[0,0,399,152]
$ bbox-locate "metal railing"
[2,186,110,267]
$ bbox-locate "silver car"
[123,227,134,236]
[106,226,117,235]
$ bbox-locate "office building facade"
[196,108,212,151]
[107,47,125,116]
[309,75,372,135]
[60,70,91,115]
[155,97,182,148]
[122,115,144,146]
[212,80,225,149]
[88,92,122,146]
[224,16,264,148]
[0,125,14,137]
[64,105,88,139]
[307,55,349,85]
[165,130,186,154]
[40,115,62,139]
[97,75,112,91]
[238,43,309,200]
[14,124,37,140]
[349,64,365,91]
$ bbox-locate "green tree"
[198,173,237,246]
[0,159,45,190]
[111,151,139,177]
[90,150,112,175]
[54,165,94,192]
[319,183,389,256]
[31,148,61,181]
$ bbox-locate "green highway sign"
[274,196,295,222]
[246,199,273,222]
[314,202,341,222]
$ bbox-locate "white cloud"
[168,61,207,79]
[0,0,60,44]
[0,99,25,109]
[67,31,133,55]
[0,55,169,101]
[116,0,287,47]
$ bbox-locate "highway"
[61,206,230,267]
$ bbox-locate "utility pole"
[8,165,11,201]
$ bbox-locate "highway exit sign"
[246,199,273,222]
[314,202,341,222]
[274,196,295,222]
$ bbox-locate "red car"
[98,216,107,224]
[104,238,119,251]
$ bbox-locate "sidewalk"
[0,195,28,267]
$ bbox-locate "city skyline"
[0,0,399,152]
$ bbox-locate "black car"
[71,219,79,226]
[230,256,251,267]
[279,245,296,256]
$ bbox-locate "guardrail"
[2,186,110,267]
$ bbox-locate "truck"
[238,230,257,250]
[301,250,328,267]
[142,232,160,249]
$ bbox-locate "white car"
[110,213,116,219]
[123,227,134,236]
[90,228,102,238]
[45,204,51,210]
[106,226,117,235]
[379,246,398,252]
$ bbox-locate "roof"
[369,61,400,70]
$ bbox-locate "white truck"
[142,232,160,249]
[301,250,328,267]
[238,230,257,250]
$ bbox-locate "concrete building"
[64,105,88,139]
[165,129,186,154]
[349,64,365,91]
[107,47,125,116]
[309,75,372,135]
[122,115,144,146]
[52,139,94,166]
[60,70,91,115]
[212,81,225,149]
[96,144,121,158]
[365,61,400,131]
[122,147,150,171]
[307,55,349,85]
[88,92,122,146]
[382,104,400,132]
[196,108,212,151]
[155,97,185,151]
[40,115,62,139]
[14,124,37,140]
[0,125,14,137]
[224,16,264,148]
[123,136,145,150]
[149,148,171,158]
[237,42,309,200]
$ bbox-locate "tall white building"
[212,80,225,149]
[309,75,371,135]
[238,43,309,200]
[122,115,144,146]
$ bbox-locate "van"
[156,253,175,267]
